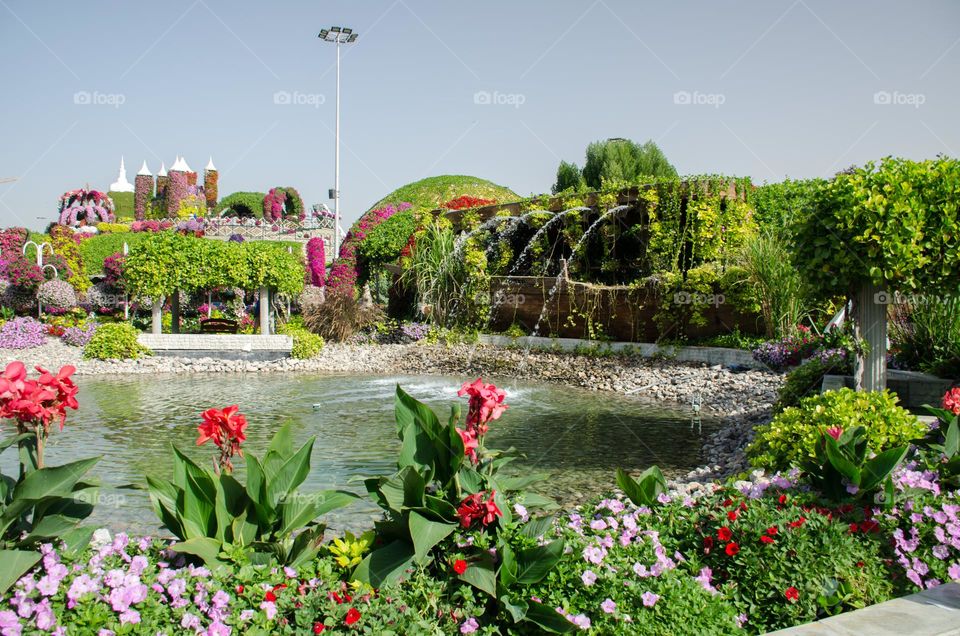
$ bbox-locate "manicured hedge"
[215,191,266,218]
[108,191,135,220]
[78,232,150,276]
[124,232,304,297]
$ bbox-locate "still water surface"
[2,374,713,533]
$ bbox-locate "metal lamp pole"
[319,26,358,255]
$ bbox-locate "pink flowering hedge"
[326,202,411,297]
[305,237,325,287]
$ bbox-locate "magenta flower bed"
[326,202,411,296]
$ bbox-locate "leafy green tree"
[581,138,677,188]
[792,156,960,390]
[551,160,584,193]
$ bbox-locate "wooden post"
[259,287,270,335]
[151,297,163,334]
[853,281,888,391]
[171,290,180,334]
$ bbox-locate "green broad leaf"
[457,466,484,495]
[517,493,559,511]
[181,472,215,540]
[395,385,442,440]
[824,437,861,484]
[499,543,518,587]
[496,473,547,492]
[171,537,225,569]
[172,445,208,491]
[287,525,326,567]
[10,457,99,503]
[408,511,456,563]
[278,490,357,536]
[616,466,665,506]
[944,419,959,458]
[861,446,909,492]
[352,540,415,587]
[59,526,95,557]
[266,438,315,508]
[231,509,258,546]
[397,421,437,476]
[145,476,185,539]
[458,551,497,596]
[245,454,273,523]
[422,494,458,521]
[516,539,564,584]
[520,515,555,540]
[501,593,527,622]
[0,550,41,594]
[524,602,576,633]
[0,432,33,455]
[266,422,296,459]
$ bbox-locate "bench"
[199,318,239,334]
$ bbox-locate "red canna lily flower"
[825,426,844,441]
[718,527,733,542]
[345,608,361,626]
[785,587,799,602]
[725,542,740,556]
[453,559,468,575]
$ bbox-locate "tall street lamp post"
[318,26,358,255]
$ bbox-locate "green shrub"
[83,323,150,360]
[95,222,131,234]
[78,232,148,276]
[108,191,135,220]
[749,388,926,471]
[215,191,265,218]
[278,319,324,359]
[358,208,416,268]
[774,358,840,413]
[660,485,892,633]
[890,294,960,378]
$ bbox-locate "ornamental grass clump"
[0,317,47,350]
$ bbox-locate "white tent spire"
[109,156,134,192]
[137,160,152,177]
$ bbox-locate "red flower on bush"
[441,195,496,210]
[727,510,738,521]
[264,591,277,602]
[313,622,326,633]
[942,387,960,416]
[197,405,248,472]
[345,608,361,626]
[703,536,714,553]
[725,542,740,556]
[718,527,733,542]
[766,526,778,536]
[785,586,799,602]
[760,535,775,545]
[787,516,806,529]
[457,491,502,528]
[453,559,468,575]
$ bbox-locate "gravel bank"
[1,339,781,485]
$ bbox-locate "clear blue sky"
[1,0,958,230]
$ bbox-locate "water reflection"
[2,374,713,534]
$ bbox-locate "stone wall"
[488,276,764,342]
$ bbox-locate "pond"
[2,374,715,534]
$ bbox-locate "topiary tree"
[792,156,960,390]
[215,192,266,218]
